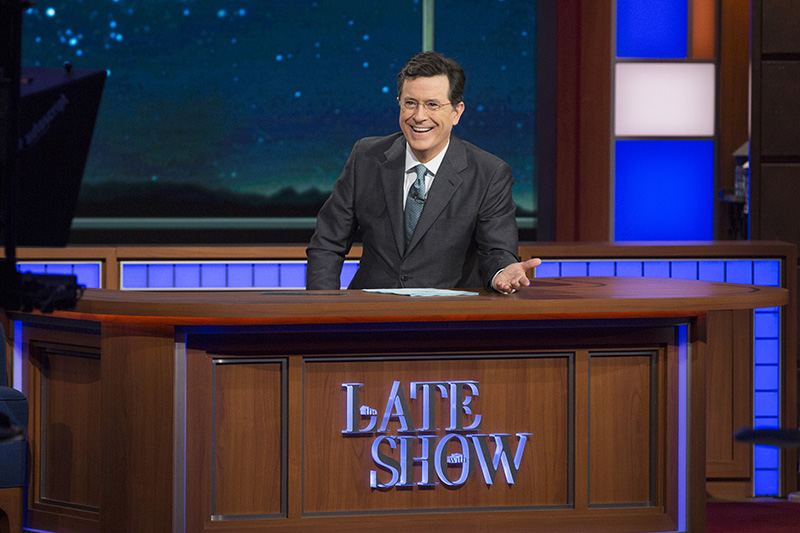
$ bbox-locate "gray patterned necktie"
[404,164,427,245]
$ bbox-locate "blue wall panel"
[616,0,688,58]
[615,140,715,241]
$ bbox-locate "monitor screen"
[6,66,106,246]
[22,1,549,244]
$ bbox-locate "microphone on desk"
[734,427,800,448]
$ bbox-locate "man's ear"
[452,101,465,125]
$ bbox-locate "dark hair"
[397,51,465,105]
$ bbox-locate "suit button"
[400,274,409,282]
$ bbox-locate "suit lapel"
[380,135,408,256]
[405,137,466,254]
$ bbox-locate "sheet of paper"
[362,288,480,297]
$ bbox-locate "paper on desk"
[362,288,479,297]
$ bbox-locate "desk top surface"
[35,277,788,326]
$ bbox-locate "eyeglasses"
[398,99,452,113]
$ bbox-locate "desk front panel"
[182,320,683,532]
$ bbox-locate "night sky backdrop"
[22,0,536,236]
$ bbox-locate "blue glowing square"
[725,260,753,284]
[754,391,780,417]
[561,262,588,277]
[754,365,780,391]
[754,311,780,339]
[754,445,781,469]
[754,469,780,496]
[535,262,561,278]
[698,261,725,282]
[643,261,670,278]
[616,0,688,59]
[615,140,714,241]
[122,264,147,289]
[280,263,306,288]
[148,264,174,288]
[340,262,359,288]
[174,264,201,289]
[671,261,699,281]
[755,339,780,365]
[615,261,643,277]
[201,264,227,288]
[253,263,280,288]
[227,264,254,288]
[753,260,781,287]
[72,264,101,289]
[588,261,615,277]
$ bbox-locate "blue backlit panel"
[280,263,306,288]
[227,263,254,288]
[561,262,588,277]
[615,140,715,241]
[588,261,615,277]
[698,261,724,282]
[18,262,103,289]
[174,264,201,288]
[148,264,174,288]
[201,264,227,288]
[341,262,360,288]
[616,0,688,59]
[615,261,643,277]
[254,263,280,287]
[726,260,753,285]
[670,261,698,280]
[535,261,561,278]
[643,261,670,278]
[755,470,781,497]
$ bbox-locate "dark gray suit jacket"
[306,133,520,290]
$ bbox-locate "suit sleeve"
[475,160,521,290]
[305,141,361,290]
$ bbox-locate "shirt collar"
[404,139,450,176]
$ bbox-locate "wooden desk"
[7,278,787,532]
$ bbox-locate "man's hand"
[492,258,542,294]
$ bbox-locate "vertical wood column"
[101,323,174,533]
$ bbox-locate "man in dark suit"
[306,51,541,292]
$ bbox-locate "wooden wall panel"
[39,348,101,509]
[588,353,654,506]
[555,1,612,241]
[212,360,284,518]
[706,310,752,480]
[23,325,101,533]
[718,0,751,239]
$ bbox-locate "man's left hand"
[493,258,542,294]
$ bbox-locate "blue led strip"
[537,258,783,496]
[17,262,102,289]
[119,260,359,290]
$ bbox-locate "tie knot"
[415,164,427,181]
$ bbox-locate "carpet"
[707,501,800,532]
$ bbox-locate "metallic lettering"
[469,433,533,485]
[379,380,416,433]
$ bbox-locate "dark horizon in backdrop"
[22,0,540,244]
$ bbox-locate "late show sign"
[342,380,532,489]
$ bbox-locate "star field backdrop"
[22,0,537,243]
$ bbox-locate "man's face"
[398,74,464,163]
